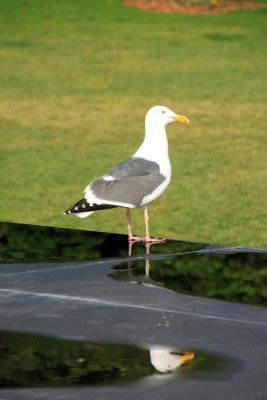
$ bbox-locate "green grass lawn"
[0,0,266,246]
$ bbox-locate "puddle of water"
[109,246,267,306]
[0,222,205,263]
[0,222,266,306]
[0,330,238,388]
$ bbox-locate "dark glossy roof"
[0,222,266,399]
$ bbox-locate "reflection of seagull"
[64,106,189,243]
[109,241,164,288]
[109,266,164,289]
[150,346,194,373]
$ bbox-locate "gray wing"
[103,157,161,179]
[87,157,166,207]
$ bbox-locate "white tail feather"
[75,211,94,218]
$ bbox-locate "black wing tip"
[63,209,71,215]
[64,199,119,215]
[64,199,85,215]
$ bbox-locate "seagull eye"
[162,110,165,114]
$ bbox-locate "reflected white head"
[150,346,194,373]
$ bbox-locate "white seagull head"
[145,105,189,127]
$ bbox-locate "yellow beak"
[177,352,194,363]
[172,114,190,124]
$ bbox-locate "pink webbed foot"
[128,235,166,244]
[128,235,146,243]
[145,237,166,244]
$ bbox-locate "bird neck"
[134,121,169,163]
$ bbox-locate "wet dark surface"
[0,222,266,306]
[0,222,267,399]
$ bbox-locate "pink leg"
[126,208,146,242]
[144,208,165,243]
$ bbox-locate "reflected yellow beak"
[172,114,190,124]
[177,352,194,363]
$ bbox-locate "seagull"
[64,105,189,242]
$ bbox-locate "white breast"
[140,174,171,207]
